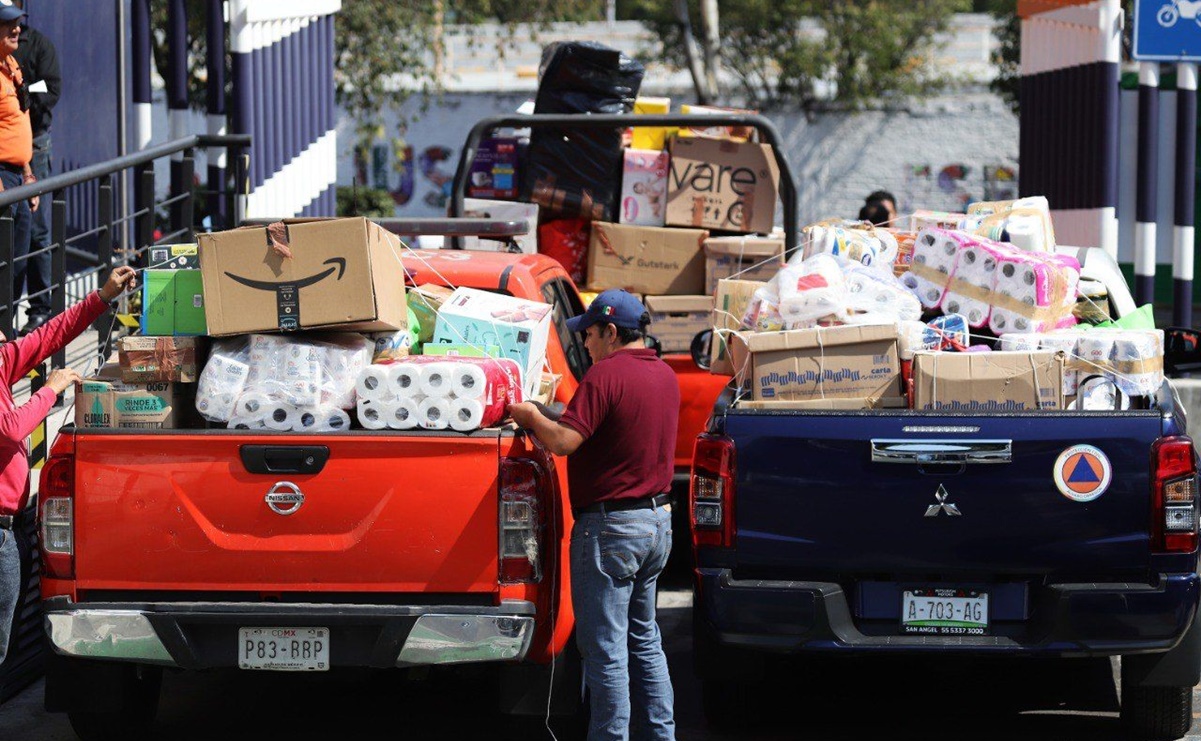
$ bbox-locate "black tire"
[1121,684,1193,741]
[66,665,161,741]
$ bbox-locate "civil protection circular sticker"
[1053,445,1112,502]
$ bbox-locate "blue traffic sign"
[1134,0,1201,61]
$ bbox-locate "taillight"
[691,435,735,549]
[1152,437,1199,553]
[40,455,74,579]
[499,457,549,583]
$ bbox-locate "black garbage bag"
[521,42,645,222]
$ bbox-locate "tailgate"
[72,431,517,595]
[725,411,1162,579]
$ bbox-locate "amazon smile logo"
[223,257,347,291]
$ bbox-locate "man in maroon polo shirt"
[508,288,679,741]
[0,265,136,666]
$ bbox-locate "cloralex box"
[198,218,408,336]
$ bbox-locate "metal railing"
[0,133,249,704]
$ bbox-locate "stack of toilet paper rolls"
[355,356,524,432]
[197,333,373,431]
[999,328,1164,399]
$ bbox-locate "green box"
[422,344,501,358]
[142,269,207,336]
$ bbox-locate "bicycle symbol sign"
[1135,0,1201,60]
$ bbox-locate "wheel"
[1158,5,1179,26]
[66,665,161,741]
[701,678,755,730]
[1121,684,1193,741]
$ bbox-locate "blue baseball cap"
[567,289,648,333]
[0,1,24,22]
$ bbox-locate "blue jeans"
[0,527,18,666]
[25,134,51,316]
[571,505,675,741]
[0,167,33,321]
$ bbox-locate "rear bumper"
[695,568,1200,656]
[43,596,537,670]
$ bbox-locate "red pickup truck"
[37,246,722,738]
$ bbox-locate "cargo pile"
[715,196,1165,412]
[76,218,555,433]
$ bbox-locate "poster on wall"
[901,163,1017,214]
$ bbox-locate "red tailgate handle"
[240,445,330,475]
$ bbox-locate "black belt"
[0,514,12,530]
[574,492,672,517]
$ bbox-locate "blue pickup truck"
[689,246,1201,740]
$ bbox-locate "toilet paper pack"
[901,228,961,309]
[433,287,552,398]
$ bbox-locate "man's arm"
[508,402,585,456]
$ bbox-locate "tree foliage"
[622,0,971,110]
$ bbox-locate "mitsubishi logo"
[265,481,304,516]
[925,484,961,517]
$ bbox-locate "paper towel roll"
[357,399,390,430]
[356,365,392,402]
[1037,334,1080,395]
[388,362,425,399]
[419,363,454,398]
[235,391,272,421]
[1077,334,1116,371]
[263,403,300,431]
[419,397,451,429]
[227,415,266,430]
[450,363,489,400]
[292,408,322,432]
[315,407,352,432]
[196,392,238,423]
[449,398,484,431]
[389,398,422,430]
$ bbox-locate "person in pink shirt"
[0,265,135,665]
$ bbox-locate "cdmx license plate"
[239,627,329,671]
[901,589,989,635]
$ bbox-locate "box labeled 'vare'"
[666,137,780,234]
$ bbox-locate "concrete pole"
[1135,62,1160,306]
[1174,63,1198,327]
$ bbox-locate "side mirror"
[691,329,713,371]
[1165,327,1201,376]
[644,333,663,358]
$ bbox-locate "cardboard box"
[148,243,199,270]
[645,295,713,354]
[667,137,780,234]
[735,324,901,402]
[198,217,408,336]
[142,269,207,336]
[631,97,673,150]
[586,222,708,295]
[431,287,552,395]
[619,149,670,227]
[739,396,907,410]
[703,236,785,294]
[461,199,538,254]
[467,137,519,199]
[912,351,1065,412]
[117,336,203,383]
[75,363,184,429]
[709,279,764,375]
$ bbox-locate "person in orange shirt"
[0,1,37,326]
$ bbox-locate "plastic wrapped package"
[940,234,1013,328]
[987,250,1080,335]
[353,356,524,431]
[800,223,898,275]
[775,254,848,329]
[841,266,922,325]
[521,42,645,222]
[901,228,961,309]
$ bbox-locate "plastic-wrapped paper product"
[741,283,785,333]
[234,391,272,422]
[196,339,252,423]
[355,365,393,402]
[801,223,898,275]
[449,398,487,432]
[1036,332,1080,396]
[418,362,455,398]
[900,228,961,309]
[987,250,1079,335]
[909,210,966,232]
[998,333,1045,352]
[263,402,300,431]
[311,406,352,432]
[941,235,1013,328]
[842,266,922,324]
[776,254,848,329]
[227,415,266,430]
[967,196,1056,252]
[1109,329,1164,397]
[389,397,423,430]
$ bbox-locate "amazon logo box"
[666,137,781,235]
[198,218,408,336]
